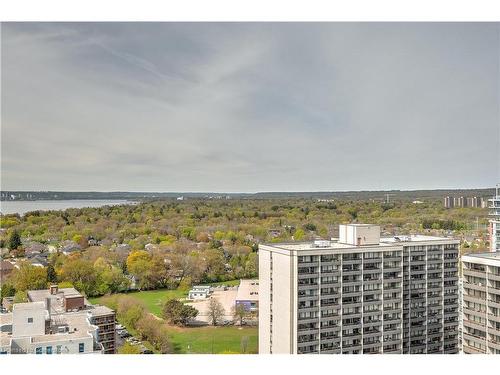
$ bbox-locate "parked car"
[118,330,131,338]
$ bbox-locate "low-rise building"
[188,285,212,300]
[235,279,259,313]
[0,285,116,354]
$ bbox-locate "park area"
[89,280,258,354]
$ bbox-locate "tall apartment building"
[0,286,116,354]
[444,196,453,209]
[488,185,500,252]
[259,224,459,354]
[461,252,500,354]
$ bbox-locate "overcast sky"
[1,22,499,192]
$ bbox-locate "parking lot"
[116,324,152,354]
[186,286,238,324]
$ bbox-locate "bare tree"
[232,303,248,326]
[207,298,225,326]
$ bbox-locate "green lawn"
[89,280,258,354]
[90,279,241,317]
[166,325,258,354]
[90,288,188,317]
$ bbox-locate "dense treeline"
[0,198,489,299]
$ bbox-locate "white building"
[1,302,98,354]
[461,252,500,354]
[188,285,212,300]
[0,286,116,354]
[235,279,259,312]
[488,184,500,252]
[259,224,459,354]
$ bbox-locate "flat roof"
[261,234,457,253]
[380,235,456,243]
[28,288,85,303]
[13,301,46,311]
[462,252,500,265]
[31,311,95,343]
[236,279,259,302]
[88,305,114,317]
[0,312,13,326]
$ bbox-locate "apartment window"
[46,346,52,354]
[35,347,42,354]
[79,343,85,353]
[27,317,33,323]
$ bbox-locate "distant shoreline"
[0,199,138,216]
[0,187,495,202]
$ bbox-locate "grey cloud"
[1,22,499,192]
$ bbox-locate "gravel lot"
[186,287,237,324]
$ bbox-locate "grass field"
[90,279,258,354]
[90,279,241,317]
[165,325,258,354]
[90,288,188,317]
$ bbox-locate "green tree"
[118,342,141,354]
[232,303,248,326]
[162,298,198,326]
[244,253,258,277]
[0,282,16,299]
[47,263,57,283]
[303,223,316,232]
[116,296,146,329]
[11,263,47,291]
[13,290,28,303]
[207,298,225,326]
[204,248,226,281]
[293,228,305,241]
[58,257,98,296]
[8,230,22,250]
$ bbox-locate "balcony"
[363,323,381,332]
[299,305,319,312]
[463,320,486,331]
[463,269,486,279]
[487,339,500,351]
[487,299,500,309]
[488,313,500,323]
[463,345,485,354]
[463,332,486,346]
[383,317,401,324]
[463,282,486,293]
[298,338,319,344]
[462,306,486,318]
[487,273,500,282]
[342,290,361,297]
[299,294,320,301]
[363,319,382,327]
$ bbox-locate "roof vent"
[313,240,331,248]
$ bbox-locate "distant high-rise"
[259,224,459,354]
[444,196,453,209]
[444,196,485,209]
[489,185,500,252]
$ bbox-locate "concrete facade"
[489,186,500,252]
[0,286,116,354]
[461,252,500,354]
[259,224,459,354]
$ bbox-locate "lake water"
[0,199,137,215]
